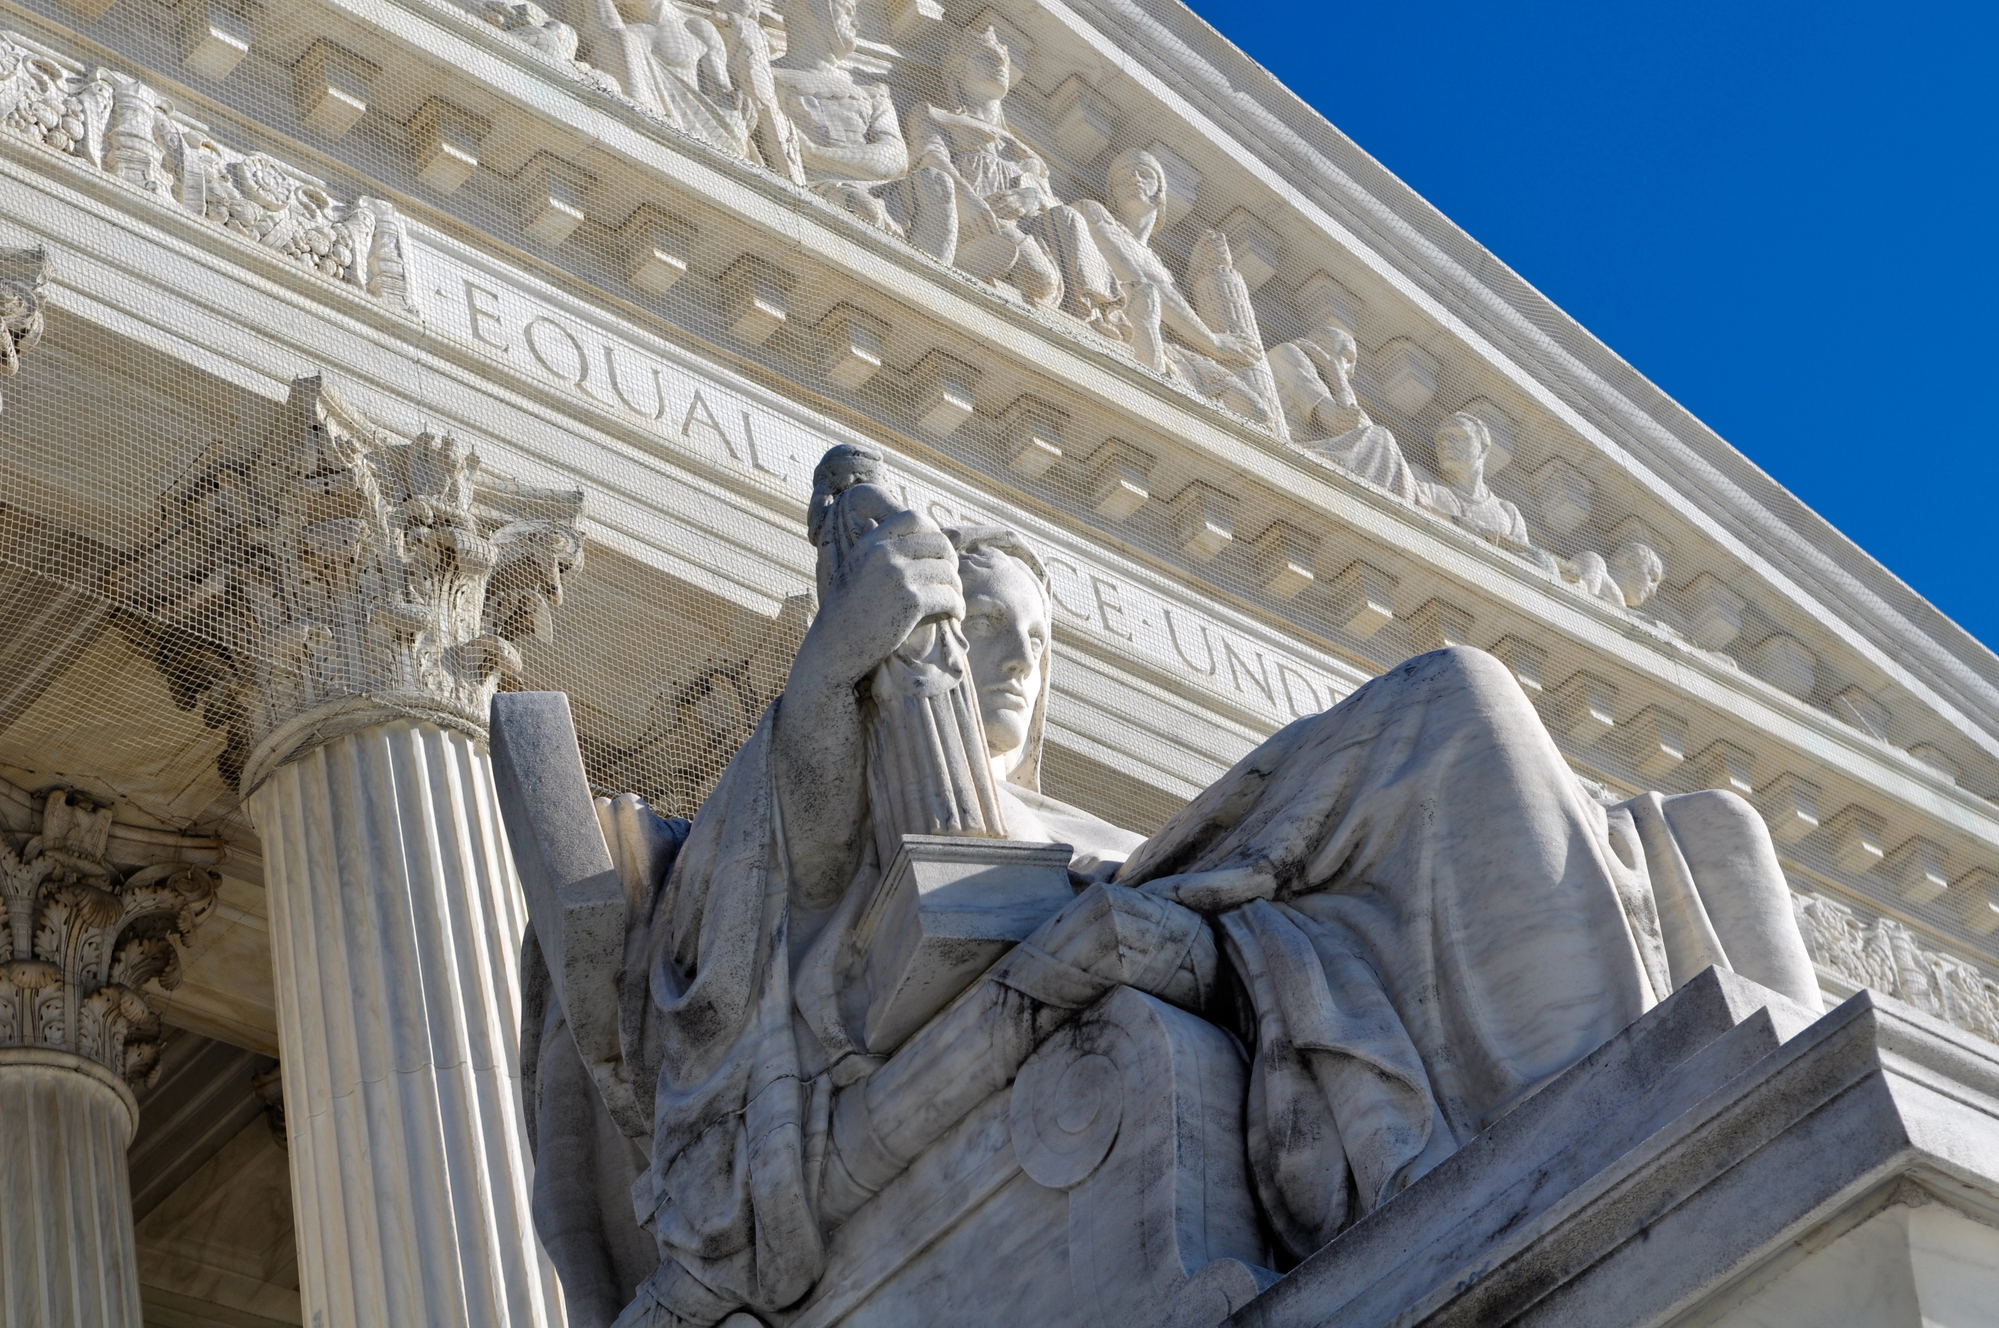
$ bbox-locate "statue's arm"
[577,0,658,110]
[773,510,964,904]
[794,85,911,182]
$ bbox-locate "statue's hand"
[1137,864,1276,912]
[801,509,964,691]
[1207,330,1264,368]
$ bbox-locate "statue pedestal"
[1230,967,1999,1328]
[857,835,1077,1050]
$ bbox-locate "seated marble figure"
[768,0,911,233]
[901,24,1112,320]
[1268,323,1420,501]
[503,443,1822,1328]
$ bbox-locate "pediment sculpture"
[493,443,1824,1328]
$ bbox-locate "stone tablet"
[489,690,627,1077]
[857,834,1077,1050]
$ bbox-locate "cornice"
[5,0,1999,964]
[1062,0,1999,748]
[7,0,1991,775]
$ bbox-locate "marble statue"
[1268,324,1419,500]
[1564,541,1666,610]
[1415,410,1537,554]
[578,0,800,180]
[771,0,909,230]
[497,444,1822,1328]
[903,25,1110,318]
[1074,151,1282,427]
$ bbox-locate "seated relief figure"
[769,0,910,232]
[505,443,1822,1328]
[1415,409,1547,560]
[1075,150,1285,429]
[901,25,1114,320]
[1564,540,1667,611]
[1268,323,1420,500]
[577,0,801,180]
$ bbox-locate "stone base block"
[1232,967,1999,1328]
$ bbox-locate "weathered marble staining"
[497,448,1842,1328]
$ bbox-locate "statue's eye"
[964,613,997,638]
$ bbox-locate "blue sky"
[1182,0,1997,652]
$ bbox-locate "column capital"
[0,245,49,407]
[109,375,585,793]
[0,780,223,1090]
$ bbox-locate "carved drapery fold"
[0,29,411,308]
[108,376,585,792]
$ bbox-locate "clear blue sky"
[1183,0,1997,652]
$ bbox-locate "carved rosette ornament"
[108,375,585,792]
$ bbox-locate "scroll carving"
[0,245,47,408]
[107,376,585,792]
[0,779,224,1088]
[0,29,411,308]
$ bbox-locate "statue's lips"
[983,684,1030,712]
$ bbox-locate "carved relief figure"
[1415,410,1536,552]
[1564,540,1665,610]
[484,1,583,60]
[503,445,1822,1328]
[576,0,800,179]
[902,25,1111,317]
[1075,151,1282,427]
[1268,324,1419,500]
[771,0,909,229]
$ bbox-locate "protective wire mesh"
[0,0,1996,1053]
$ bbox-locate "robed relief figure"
[500,443,1821,1328]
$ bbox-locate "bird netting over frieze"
[0,0,1996,1003]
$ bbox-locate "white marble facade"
[0,0,1996,1325]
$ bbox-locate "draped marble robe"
[522,586,1820,1323]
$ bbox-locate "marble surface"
[500,465,1829,1327]
[1232,975,1999,1328]
[0,1050,143,1328]
[251,722,562,1328]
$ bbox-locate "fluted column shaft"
[249,719,560,1328]
[0,1050,142,1328]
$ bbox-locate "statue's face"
[1611,545,1663,607]
[1109,161,1163,219]
[1434,418,1486,487]
[830,0,859,55]
[960,554,1049,762]
[957,26,1012,101]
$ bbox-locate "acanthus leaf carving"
[0,787,221,1088]
[0,29,411,309]
[1792,886,1999,1046]
[0,244,48,407]
[106,376,586,792]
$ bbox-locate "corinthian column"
[0,784,223,1327]
[111,377,585,1327]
